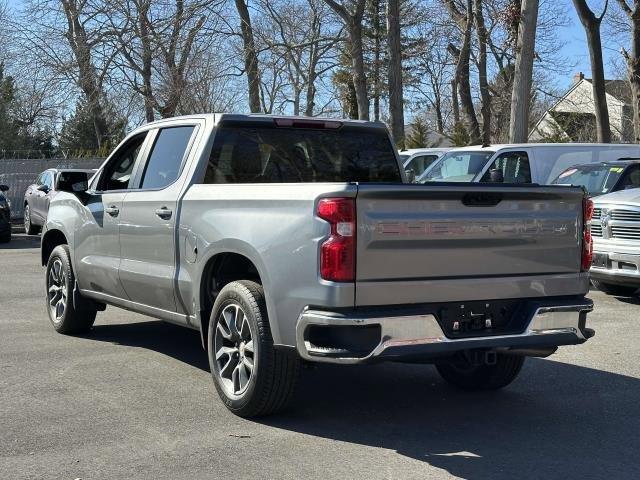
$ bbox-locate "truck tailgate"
[355,184,587,306]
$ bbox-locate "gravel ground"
[1,233,639,480]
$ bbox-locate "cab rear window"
[204,126,401,183]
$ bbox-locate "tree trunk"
[435,94,444,134]
[235,0,261,113]
[373,0,381,121]
[626,4,640,141]
[573,0,611,142]
[474,0,491,145]
[509,0,539,143]
[387,0,404,146]
[349,20,369,120]
[450,0,480,143]
[61,0,108,147]
[451,79,460,124]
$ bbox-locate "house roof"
[583,78,632,104]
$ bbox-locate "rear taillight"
[582,197,594,271]
[317,198,355,282]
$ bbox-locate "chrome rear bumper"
[295,300,593,364]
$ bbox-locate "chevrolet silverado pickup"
[41,114,594,417]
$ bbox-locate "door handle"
[105,205,120,217]
[155,207,172,220]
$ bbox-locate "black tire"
[0,227,10,243]
[45,244,96,334]
[24,204,39,235]
[208,280,301,417]
[436,354,525,391]
[591,279,638,297]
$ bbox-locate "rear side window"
[140,126,195,189]
[204,126,401,183]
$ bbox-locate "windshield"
[419,151,494,182]
[551,165,625,195]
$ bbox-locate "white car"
[418,143,640,184]
[398,148,450,179]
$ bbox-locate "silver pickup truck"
[41,114,594,417]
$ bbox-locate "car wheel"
[46,244,96,334]
[208,280,301,417]
[436,354,525,391]
[591,280,638,297]
[24,204,39,235]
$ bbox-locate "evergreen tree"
[58,100,127,155]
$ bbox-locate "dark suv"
[23,169,95,234]
[0,184,10,243]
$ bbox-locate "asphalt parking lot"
[1,233,639,480]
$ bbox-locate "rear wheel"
[436,353,525,391]
[592,279,638,297]
[208,280,300,417]
[46,245,96,334]
[24,204,39,235]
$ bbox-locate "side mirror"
[0,184,9,192]
[405,169,416,183]
[488,168,504,183]
[37,184,50,193]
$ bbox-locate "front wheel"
[208,280,301,417]
[591,279,638,297]
[436,354,525,391]
[46,245,96,334]
[24,204,39,235]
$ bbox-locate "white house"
[529,72,634,142]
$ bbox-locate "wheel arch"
[198,251,268,351]
[41,229,69,266]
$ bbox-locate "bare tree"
[444,0,481,143]
[573,0,611,142]
[323,0,369,120]
[617,0,640,141]
[387,0,404,146]
[474,0,491,144]
[235,0,262,112]
[509,0,539,143]
[257,0,342,116]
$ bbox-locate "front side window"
[139,126,195,189]
[99,134,146,191]
[43,172,54,189]
[422,151,494,182]
[408,154,439,176]
[204,125,401,183]
[620,166,640,190]
[481,151,531,183]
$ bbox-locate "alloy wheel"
[24,206,30,233]
[214,303,255,397]
[47,258,67,321]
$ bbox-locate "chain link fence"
[0,158,105,219]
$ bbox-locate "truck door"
[74,133,149,299]
[118,125,197,314]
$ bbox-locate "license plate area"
[592,253,609,269]
[438,299,527,338]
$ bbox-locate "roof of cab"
[141,113,387,129]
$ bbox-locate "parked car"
[551,159,640,196]
[0,184,11,243]
[398,148,450,179]
[23,168,95,234]
[590,188,640,296]
[41,114,594,417]
[418,143,640,184]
